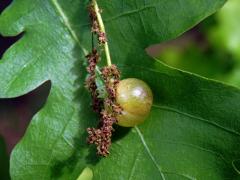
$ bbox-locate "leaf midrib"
[135,126,166,180]
[135,126,197,180]
[50,0,87,55]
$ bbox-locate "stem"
[95,66,102,74]
[92,0,112,66]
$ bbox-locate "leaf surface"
[1,0,239,179]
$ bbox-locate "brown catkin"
[86,65,122,156]
[85,2,122,156]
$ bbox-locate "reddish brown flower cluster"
[85,49,102,113]
[86,65,122,157]
[88,4,107,44]
[86,1,122,157]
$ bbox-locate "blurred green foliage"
[208,0,240,59]
[157,0,240,87]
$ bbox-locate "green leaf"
[76,167,93,180]
[1,0,239,179]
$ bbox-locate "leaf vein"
[43,108,76,179]
[152,104,240,137]
[135,126,166,180]
[128,150,140,180]
[104,4,157,23]
[157,140,229,165]
[50,0,87,55]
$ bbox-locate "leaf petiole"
[92,0,112,66]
